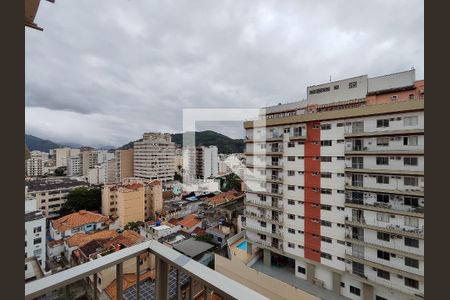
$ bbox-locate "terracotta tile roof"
[163,190,175,200]
[67,230,119,248]
[192,227,206,237]
[177,214,201,229]
[168,218,180,226]
[52,210,109,232]
[103,230,143,248]
[122,183,143,190]
[105,270,155,300]
[207,190,243,206]
[147,180,161,187]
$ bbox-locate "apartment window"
[288,142,295,148]
[288,242,295,249]
[405,257,419,268]
[260,221,267,228]
[376,157,389,165]
[293,127,303,136]
[320,172,332,178]
[298,244,304,248]
[288,156,295,161]
[33,226,42,234]
[404,116,419,126]
[337,156,345,160]
[320,140,332,146]
[377,232,390,242]
[288,228,295,234]
[337,240,345,245]
[405,237,419,248]
[33,249,42,257]
[377,250,390,261]
[348,81,357,89]
[376,296,388,300]
[340,282,345,288]
[377,194,390,203]
[259,195,267,201]
[321,220,332,227]
[350,286,361,296]
[260,234,266,240]
[288,185,295,191]
[404,177,419,186]
[33,238,42,245]
[321,156,332,162]
[287,170,295,176]
[337,123,344,127]
[321,188,332,195]
[297,266,306,274]
[288,214,295,220]
[404,277,419,289]
[321,252,332,260]
[376,176,389,184]
[376,137,389,146]
[352,156,364,169]
[284,128,291,133]
[377,269,390,280]
[404,157,418,166]
[320,204,331,211]
[404,136,418,146]
[337,206,345,211]
[25,264,27,271]
[298,230,304,234]
[404,216,419,227]
[377,119,389,128]
[286,200,295,206]
[321,124,331,130]
[321,236,332,243]
[377,213,390,222]
[404,197,419,207]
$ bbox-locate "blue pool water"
[236,240,247,251]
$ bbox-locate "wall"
[215,254,319,300]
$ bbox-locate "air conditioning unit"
[391,96,398,100]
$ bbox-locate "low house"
[206,225,231,247]
[173,214,202,233]
[143,221,181,240]
[206,190,244,208]
[173,238,214,261]
[49,210,109,241]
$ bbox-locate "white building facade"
[25,199,46,281]
[243,70,424,300]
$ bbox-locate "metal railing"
[345,199,424,215]
[244,199,284,210]
[25,240,268,300]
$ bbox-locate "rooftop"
[106,270,156,300]
[67,230,119,248]
[207,190,244,206]
[25,210,45,222]
[51,210,109,232]
[173,238,214,258]
[176,214,202,229]
[26,178,88,192]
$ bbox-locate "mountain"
[171,131,244,154]
[118,131,244,154]
[25,134,63,152]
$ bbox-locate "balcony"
[344,216,424,239]
[250,238,284,253]
[344,128,424,139]
[244,211,284,225]
[267,174,283,183]
[25,240,267,300]
[243,224,283,239]
[345,198,424,217]
[244,199,284,211]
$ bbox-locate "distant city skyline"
[26,0,423,147]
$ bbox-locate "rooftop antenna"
[329,75,331,82]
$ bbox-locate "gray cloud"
[26,0,424,147]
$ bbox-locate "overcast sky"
[25,0,424,147]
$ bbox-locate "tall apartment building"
[243,69,424,300]
[67,156,81,176]
[54,148,80,167]
[104,158,116,184]
[102,178,163,226]
[80,150,99,176]
[133,132,175,182]
[196,146,219,179]
[26,178,89,218]
[25,199,46,282]
[115,149,134,182]
[25,151,46,177]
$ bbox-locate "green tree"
[54,166,66,176]
[220,173,242,192]
[59,187,101,216]
[124,222,140,232]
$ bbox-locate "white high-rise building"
[25,151,46,177]
[243,69,424,300]
[196,146,219,178]
[54,148,80,167]
[25,198,46,282]
[67,156,81,176]
[133,133,176,182]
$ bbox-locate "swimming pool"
[236,240,247,251]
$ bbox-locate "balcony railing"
[345,216,424,238]
[244,211,284,224]
[244,199,284,210]
[345,198,424,215]
[25,240,267,300]
[244,225,283,239]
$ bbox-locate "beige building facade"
[115,149,134,182]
